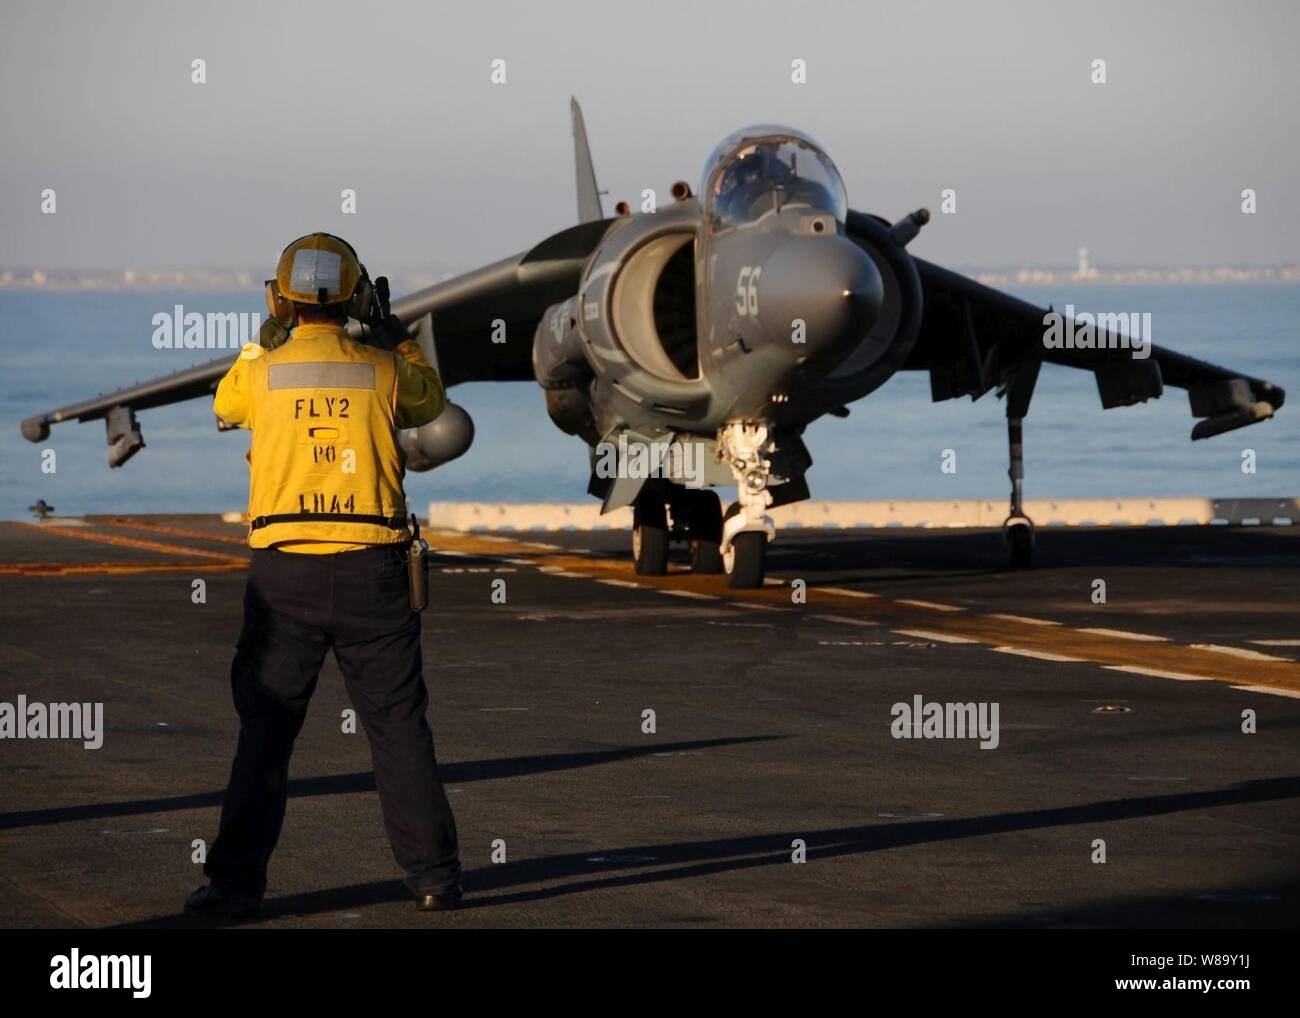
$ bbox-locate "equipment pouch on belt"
[407,514,429,613]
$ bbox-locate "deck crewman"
[185,232,462,917]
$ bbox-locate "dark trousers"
[205,545,460,899]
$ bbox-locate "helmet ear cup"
[264,279,294,322]
[347,270,374,322]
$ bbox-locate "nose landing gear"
[718,422,777,588]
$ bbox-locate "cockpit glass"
[702,130,847,233]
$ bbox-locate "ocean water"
[1,285,1296,521]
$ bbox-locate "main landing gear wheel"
[686,490,723,575]
[1003,517,1034,569]
[723,503,767,589]
[633,495,669,575]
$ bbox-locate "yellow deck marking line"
[895,598,965,612]
[660,590,721,600]
[993,646,1087,663]
[985,613,1062,626]
[1191,644,1291,662]
[11,521,247,564]
[729,602,785,611]
[1104,665,1214,682]
[893,629,980,644]
[101,518,248,546]
[1249,639,1300,648]
[597,578,645,589]
[1077,627,1169,642]
[0,561,247,576]
[1231,685,1300,700]
[813,614,880,627]
[415,531,1300,696]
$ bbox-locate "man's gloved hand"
[257,315,291,352]
[366,313,412,352]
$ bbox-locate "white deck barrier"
[424,497,1300,533]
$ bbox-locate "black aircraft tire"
[688,490,723,574]
[1006,523,1033,569]
[633,497,669,575]
[691,539,723,574]
[725,531,766,589]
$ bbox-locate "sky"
[1,0,1297,273]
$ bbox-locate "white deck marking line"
[1230,685,1300,700]
[729,602,785,611]
[813,614,880,627]
[895,599,964,612]
[992,646,1087,663]
[985,613,1062,627]
[1104,665,1214,682]
[892,629,980,644]
[1191,644,1291,662]
[660,590,721,600]
[1078,627,1169,642]
[1249,639,1300,647]
[597,579,644,589]
[818,587,879,599]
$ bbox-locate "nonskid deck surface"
[1,515,1297,928]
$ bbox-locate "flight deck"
[1,514,1297,928]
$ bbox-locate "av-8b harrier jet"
[21,100,1285,587]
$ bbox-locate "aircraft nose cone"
[759,235,883,369]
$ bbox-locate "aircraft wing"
[902,253,1286,439]
[19,219,610,463]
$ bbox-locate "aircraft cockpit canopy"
[702,127,847,233]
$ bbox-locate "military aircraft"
[20,99,1286,587]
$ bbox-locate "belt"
[249,512,409,531]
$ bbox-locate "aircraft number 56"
[736,266,762,316]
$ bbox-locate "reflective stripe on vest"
[244,327,407,548]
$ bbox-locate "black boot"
[184,882,262,919]
[415,883,462,912]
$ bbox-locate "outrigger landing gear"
[1000,357,1041,569]
[1003,415,1034,568]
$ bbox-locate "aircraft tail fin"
[571,97,603,223]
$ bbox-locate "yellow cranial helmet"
[272,232,367,310]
